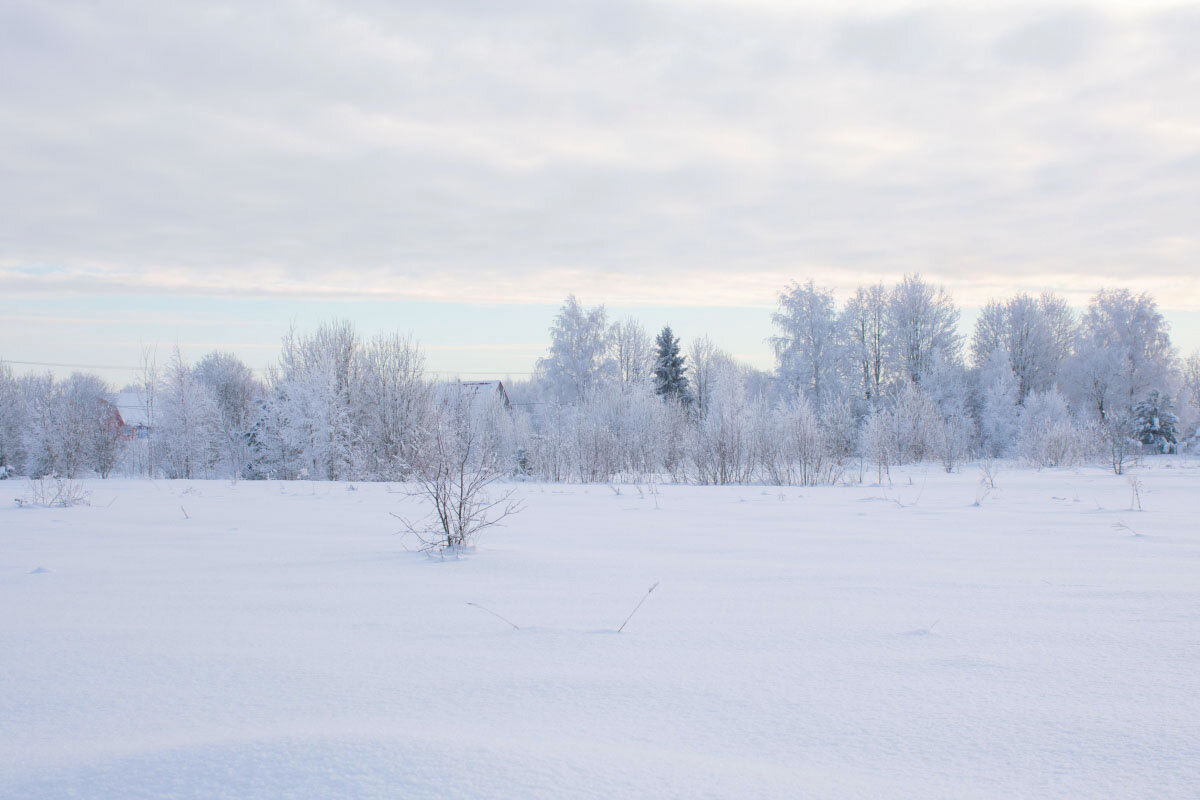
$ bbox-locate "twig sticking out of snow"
[466,602,520,630]
[1113,520,1144,537]
[617,581,660,634]
[1127,476,1144,511]
[180,505,189,520]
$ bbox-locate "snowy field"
[3,464,1200,799]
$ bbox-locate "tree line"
[2,275,1198,484]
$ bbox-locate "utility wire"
[2,358,534,376]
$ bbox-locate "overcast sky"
[2,1,1199,379]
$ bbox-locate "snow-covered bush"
[760,396,843,486]
[859,405,894,484]
[888,383,939,465]
[934,406,974,474]
[15,476,91,508]
[688,361,755,485]
[1016,390,1084,468]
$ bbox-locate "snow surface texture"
[2,465,1199,799]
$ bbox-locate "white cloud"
[2,1,1198,310]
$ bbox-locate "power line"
[427,370,534,376]
[2,359,145,372]
[2,358,533,377]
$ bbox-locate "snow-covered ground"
[3,464,1199,799]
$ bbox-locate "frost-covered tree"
[0,363,26,477]
[1184,352,1200,411]
[194,351,262,478]
[1182,352,1200,444]
[974,347,1012,455]
[274,322,361,480]
[568,385,629,483]
[58,374,106,478]
[1133,390,1179,454]
[20,373,59,478]
[58,374,111,477]
[886,274,961,384]
[356,334,431,480]
[17,373,116,478]
[688,335,719,417]
[88,385,126,479]
[842,283,888,401]
[158,347,220,479]
[242,386,305,480]
[136,346,160,478]
[977,349,1020,458]
[859,404,894,484]
[888,382,941,464]
[611,317,653,387]
[1068,289,1175,472]
[771,280,841,400]
[925,355,975,472]
[689,356,754,484]
[1072,288,1175,421]
[536,296,616,403]
[971,292,1075,400]
[652,326,690,403]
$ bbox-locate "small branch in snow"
[467,602,520,630]
[180,505,189,520]
[617,581,660,634]
[1127,476,1144,511]
[1113,520,1144,537]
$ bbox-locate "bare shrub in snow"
[935,409,974,473]
[1104,409,1138,476]
[689,359,755,485]
[979,458,1000,490]
[1127,476,1144,511]
[760,397,843,486]
[860,406,895,485]
[402,391,522,554]
[15,476,91,508]
[889,383,939,464]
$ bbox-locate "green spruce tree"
[653,326,691,403]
